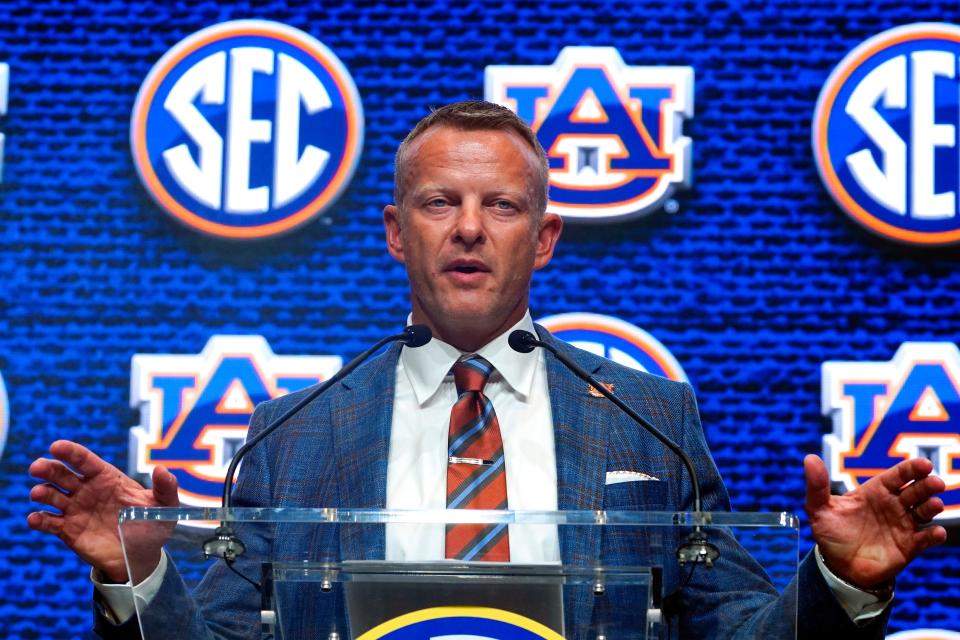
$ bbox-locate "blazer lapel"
[536,326,608,564]
[328,342,401,560]
[537,326,612,632]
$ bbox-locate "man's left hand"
[804,454,947,589]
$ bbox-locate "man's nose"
[454,200,485,246]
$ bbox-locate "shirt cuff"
[91,551,168,624]
[815,545,893,623]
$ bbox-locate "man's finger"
[898,474,946,508]
[912,497,944,523]
[912,524,947,552]
[877,457,934,493]
[26,511,65,536]
[151,466,180,507]
[29,459,82,493]
[49,440,108,479]
[803,454,831,512]
[29,483,70,512]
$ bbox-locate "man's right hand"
[27,440,180,584]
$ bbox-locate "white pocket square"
[605,470,660,484]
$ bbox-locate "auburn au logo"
[486,47,693,222]
[822,343,959,521]
[129,336,341,507]
[813,23,960,245]
[538,312,688,382]
[131,20,364,239]
[357,606,563,640]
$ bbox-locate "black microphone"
[202,325,432,563]
[509,329,719,567]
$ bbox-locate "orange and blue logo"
[822,343,960,522]
[886,630,960,640]
[538,312,688,382]
[128,336,341,511]
[813,23,960,245]
[487,47,693,222]
[130,20,364,239]
[357,607,563,640]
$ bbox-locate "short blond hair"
[393,100,549,214]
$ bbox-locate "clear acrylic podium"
[118,508,799,640]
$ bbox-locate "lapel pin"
[587,382,614,398]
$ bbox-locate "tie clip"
[449,456,493,466]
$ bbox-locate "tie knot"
[452,355,494,394]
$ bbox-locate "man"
[29,101,946,638]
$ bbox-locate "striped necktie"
[445,355,510,562]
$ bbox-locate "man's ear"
[533,213,563,271]
[383,204,405,263]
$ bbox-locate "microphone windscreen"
[508,330,537,354]
[403,324,432,347]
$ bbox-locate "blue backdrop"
[1,0,958,637]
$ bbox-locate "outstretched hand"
[27,440,180,583]
[804,454,947,589]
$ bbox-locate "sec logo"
[357,607,563,640]
[486,47,693,222]
[813,23,960,245]
[128,336,341,509]
[822,343,960,521]
[131,20,364,239]
[538,312,688,382]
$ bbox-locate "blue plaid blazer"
[95,326,888,639]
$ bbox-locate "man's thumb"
[152,465,180,507]
[803,454,831,513]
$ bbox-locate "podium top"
[119,507,799,528]
[118,507,801,639]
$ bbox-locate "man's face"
[384,126,562,351]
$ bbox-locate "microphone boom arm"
[203,325,431,564]
[509,329,718,566]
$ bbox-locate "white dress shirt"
[385,312,560,563]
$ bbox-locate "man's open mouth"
[447,260,490,274]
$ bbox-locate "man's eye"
[428,198,448,207]
[493,200,515,210]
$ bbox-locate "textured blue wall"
[1,0,958,637]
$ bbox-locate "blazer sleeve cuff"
[798,549,890,639]
[814,545,893,622]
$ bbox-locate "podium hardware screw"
[321,578,333,592]
[593,568,606,595]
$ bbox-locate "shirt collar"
[401,311,540,406]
